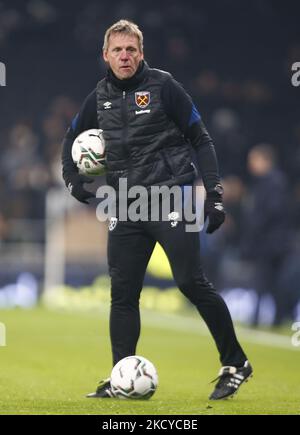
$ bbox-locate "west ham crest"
[135,91,150,108]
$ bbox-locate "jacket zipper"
[121,91,129,156]
[121,91,132,187]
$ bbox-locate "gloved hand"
[65,172,96,204]
[204,186,226,234]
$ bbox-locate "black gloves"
[65,172,96,204]
[204,185,226,234]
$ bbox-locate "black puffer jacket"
[96,62,196,190]
[62,61,221,194]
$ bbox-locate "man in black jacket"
[62,20,252,400]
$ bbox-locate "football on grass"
[71,129,106,176]
[110,356,158,400]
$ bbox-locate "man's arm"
[161,75,221,192]
[62,89,98,181]
[161,76,225,233]
[61,89,98,203]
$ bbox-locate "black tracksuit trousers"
[108,218,247,368]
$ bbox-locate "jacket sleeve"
[161,76,221,192]
[61,89,98,183]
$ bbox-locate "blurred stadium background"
[1,0,300,327]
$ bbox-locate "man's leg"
[147,219,247,367]
[108,220,155,366]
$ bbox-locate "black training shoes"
[209,360,253,400]
[86,378,115,398]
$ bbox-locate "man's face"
[103,33,144,80]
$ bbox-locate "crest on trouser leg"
[109,217,118,231]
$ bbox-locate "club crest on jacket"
[135,91,150,108]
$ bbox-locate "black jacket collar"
[106,60,148,91]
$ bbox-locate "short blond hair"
[103,19,143,52]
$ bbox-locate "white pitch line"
[51,303,300,351]
[141,311,299,352]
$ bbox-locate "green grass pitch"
[0,307,300,415]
